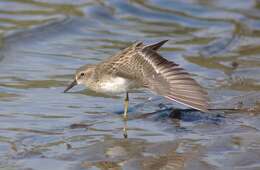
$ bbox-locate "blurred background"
[0,0,259,169]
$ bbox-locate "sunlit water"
[0,0,260,169]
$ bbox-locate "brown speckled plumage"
[65,40,209,112]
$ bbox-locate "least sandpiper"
[64,40,208,120]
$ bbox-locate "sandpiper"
[64,40,208,120]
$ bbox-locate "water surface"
[0,0,260,169]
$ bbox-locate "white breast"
[99,77,130,94]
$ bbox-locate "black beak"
[64,79,77,93]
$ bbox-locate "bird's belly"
[97,77,134,94]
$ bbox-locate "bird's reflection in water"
[123,120,128,139]
[122,107,181,139]
[121,102,227,138]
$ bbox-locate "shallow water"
[0,0,260,169]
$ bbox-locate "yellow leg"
[123,92,129,121]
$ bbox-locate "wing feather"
[138,44,208,112]
[97,40,208,112]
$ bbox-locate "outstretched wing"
[98,40,209,112]
[140,48,208,112]
[97,40,168,80]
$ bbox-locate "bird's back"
[96,40,208,112]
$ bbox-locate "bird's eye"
[80,73,85,76]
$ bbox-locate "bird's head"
[64,64,95,93]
